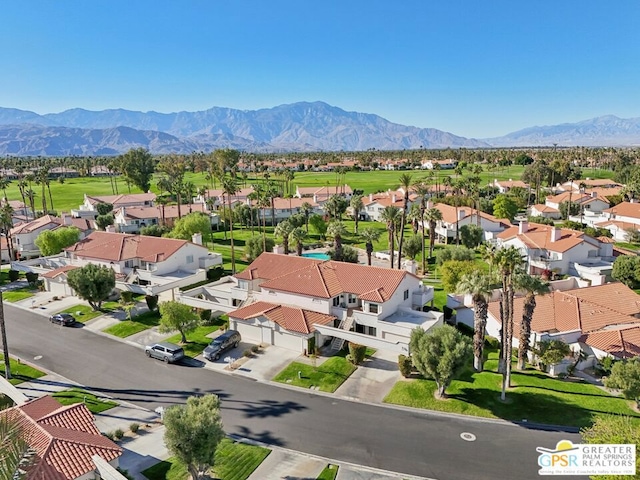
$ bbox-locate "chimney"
[121,206,125,217]
[192,232,203,245]
[391,194,397,203]
[369,193,373,202]
[550,227,561,243]
[426,200,433,210]
[105,225,116,233]
[403,260,417,275]
[458,209,466,221]
[519,220,528,234]
[62,214,72,226]
[509,178,513,182]
[272,244,284,255]
[313,194,317,203]
[591,191,597,198]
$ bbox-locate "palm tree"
[424,207,443,259]
[327,221,347,262]
[412,181,431,274]
[1,291,10,380]
[396,173,413,269]
[494,246,524,400]
[0,203,15,262]
[289,227,307,256]
[350,194,364,234]
[274,219,294,255]
[300,202,313,232]
[478,242,498,276]
[456,271,494,372]
[222,176,239,274]
[0,414,35,479]
[514,273,549,370]
[360,227,381,266]
[380,206,401,268]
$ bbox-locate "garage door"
[234,322,261,343]
[273,330,303,352]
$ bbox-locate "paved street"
[4,303,586,480]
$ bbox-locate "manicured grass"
[383,351,640,428]
[317,464,339,480]
[2,288,37,302]
[0,355,46,385]
[52,388,117,413]
[56,304,105,323]
[141,438,270,480]
[103,310,161,338]
[273,352,357,393]
[163,324,224,358]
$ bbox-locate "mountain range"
[0,102,638,156]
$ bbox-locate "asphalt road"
[5,304,587,480]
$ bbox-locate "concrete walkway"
[335,350,400,403]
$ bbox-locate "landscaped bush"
[436,247,475,265]
[113,428,124,440]
[243,349,252,358]
[455,322,474,337]
[103,431,115,441]
[120,291,133,304]
[398,354,413,378]
[484,336,500,349]
[251,344,260,354]
[25,271,39,286]
[348,343,366,365]
[8,270,19,282]
[145,294,158,311]
[206,266,224,281]
[199,309,212,323]
[129,422,140,434]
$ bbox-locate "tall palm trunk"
[0,293,11,379]
[429,221,436,258]
[228,196,236,274]
[473,297,488,371]
[420,205,426,274]
[388,228,395,268]
[366,242,373,266]
[518,294,535,370]
[47,183,54,213]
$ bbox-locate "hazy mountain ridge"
[484,115,640,147]
[0,102,487,155]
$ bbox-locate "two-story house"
[492,179,530,194]
[360,189,417,222]
[545,191,610,214]
[181,252,440,354]
[193,187,255,210]
[113,204,218,233]
[294,185,353,202]
[72,193,157,218]
[496,221,614,284]
[253,197,320,225]
[428,203,511,243]
[595,201,640,241]
[11,215,64,258]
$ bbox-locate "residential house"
[496,221,614,283]
[485,282,640,371]
[90,165,117,176]
[427,202,511,243]
[559,178,623,193]
[193,187,254,210]
[253,197,320,225]
[181,252,440,354]
[0,396,122,480]
[360,189,417,222]
[492,179,530,194]
[595,202,640,241]
[11,215,64,258]
[545,191,610,214]
[72,193,156,218]
[2,199,33,218]
[113,204,219,233]
[49,166,80,179]
[528,204,561,220]
[421,159,457,170]
[294,185,353,202]
[14,231,222,296]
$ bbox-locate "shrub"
[145,295,159,311]
[348,343,366,365]
[398,354,413,378]
[113,428,124,440]
[8,269,19,282]
[103,431,115,441]
[52,296,58,301]
[599,356,615,375]
[199,309,212,323]
[484,336,500,349]
[206,266,224,281]
[120,291,134,304]
[436,247,475,265]
[455,322,474,337]
[251,344,260,353]
[243,349,252,358]
[25,271,39,286]
[129,422,140,434]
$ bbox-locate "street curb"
[229,434,435,480]
[7,301,584,433]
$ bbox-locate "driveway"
[335,349,400,402]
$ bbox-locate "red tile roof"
[434,203,511,227]
[41,265,79,279]
[11,215,62,235]
[579,326,640,359]
[497,222,596,253]
[0,396,122,480]
[85,192,156,206]
[488,283,640,337]
[530,204,559,213]
[229,301,336,334]
[65,231,193,262]
[242,253,413,301]
[603,201,640,219]
[117,204,208,221]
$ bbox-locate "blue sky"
[1,1,639,138]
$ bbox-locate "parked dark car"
[203,330,241,361]
[145,342,185,364]
[49,313,76,326]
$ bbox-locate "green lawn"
[52,388,117,413]
[141,438,270,480]
[273,352,357,393]
[103,310,161,338]
[2,288,37,303]
[0,355,46,385]
[317,464,339,480]
[163,324,224,358]
[383,351,640,428]
[55,304,104,323]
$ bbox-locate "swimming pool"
[302,252,331,260]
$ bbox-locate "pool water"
[302,252,331,260]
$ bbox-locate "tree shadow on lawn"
[451,387,596,428]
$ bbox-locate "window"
[369,303,379,313]
[124,260,134,268]
[404,289,409,300]
[333,297,340,307]
[186,255,194,264]
[238,280,248,290]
